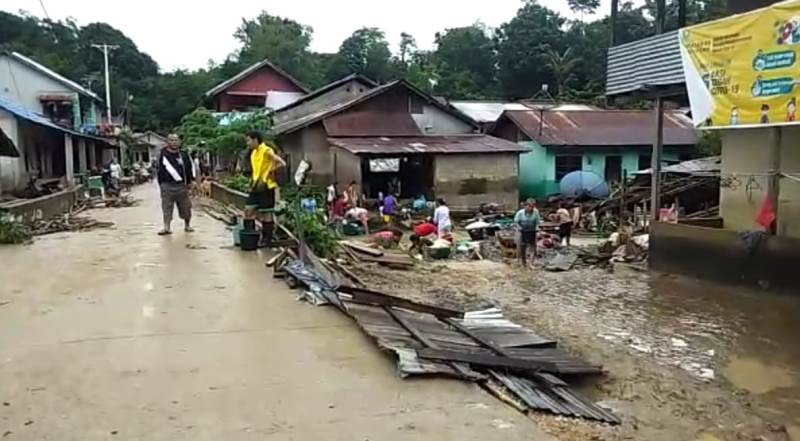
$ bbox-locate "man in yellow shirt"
[245,131,286,247]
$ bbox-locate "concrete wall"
[274,80,371,125]
[0,109,22,192]
[209,182,247,209]
[720,128,774,232]
[650,221,799,292]
[434,153,519,211]
[0,185,83,223]
[0,54,76,113]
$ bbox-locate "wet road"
[0,184,554,441]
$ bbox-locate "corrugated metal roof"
[499,109,697,147]
[2,52,103,102]
[635,155,721,175]
[273,80,478,136]
[0,95,114,145]
[205,58,309,97]
[273,74,377,113]
[606,30,685,97]
[323,111,422,137]
[329,135,529,155]
[450,101,600,123]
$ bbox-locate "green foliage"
[334,27,395,83]
[175,108,272,160]
[221,174,252,193]
[696,130,722,157]
[282,185,339,258]
[569,0,602,14]
[0,215,31,245]
[432,24,498,99]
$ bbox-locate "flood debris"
[271,241,620,425]
[30,212,113,236]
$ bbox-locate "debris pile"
[31,212,113,236]
[269,241,621,425]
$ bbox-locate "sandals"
[158,230,172,236]
[185,226,195,233]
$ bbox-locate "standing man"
[245,131,286,247]
[157,133,194,235]
[514,199,540,267]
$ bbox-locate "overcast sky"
[3,0,619,72]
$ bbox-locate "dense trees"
[0,0,727,131]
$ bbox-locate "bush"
[282,184,339,258]
[0,215,32,244]
[221,174,251,193]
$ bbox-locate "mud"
[353,258,800,441]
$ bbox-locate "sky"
[2,0,620,72]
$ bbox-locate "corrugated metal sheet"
[606,30,685,97]
[328,135,530,155]
[635,155,721,176]
[205,58,309,97]
[273,74,377,113]
[323,111,422,136]
[502,109,697,147]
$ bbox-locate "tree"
[432,24,497,99]
[544,47,581,96]
[335,27,395,82]
[495,1,566,99]
[398,32,417,64]
[233,12,317,87]
[568,0,601,15]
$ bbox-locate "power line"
[37,0,51,20]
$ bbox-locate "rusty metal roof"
[329,135,529,155]
[499,109,697,147]
[324,111,422,136]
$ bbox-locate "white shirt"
[433,205,451,233]
[326,185,336,203]
[110,163,122,179]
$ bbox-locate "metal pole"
[92,44,118,124]
[656,0,666,33]
[768,127,782,234]
[650,96,664,222]
[609,0,619,46]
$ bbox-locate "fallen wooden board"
[340,240,383,257]
[265,249,287,268]
[338,285,463,318]
[417,347,558,373]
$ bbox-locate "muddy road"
[0,185,555,441]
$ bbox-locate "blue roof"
[0,96,114,145]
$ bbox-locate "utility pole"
[91,43,119,125]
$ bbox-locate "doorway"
[605,155,622,184]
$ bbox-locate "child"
[382,192,397,224]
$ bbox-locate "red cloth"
[414,222,437,237]
[332,198,347,217]
[755,195,776,230]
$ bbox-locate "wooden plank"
[265,249,287,268]
[331,262,365,287]
[418,348,558,373]
[338,285,463,318]
[275,221,299,244]
[341,240,383,257]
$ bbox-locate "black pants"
[518,230,537,264]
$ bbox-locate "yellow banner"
[680,0,800,128]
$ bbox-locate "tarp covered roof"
[329,135,529,155]
[498,109,697,147]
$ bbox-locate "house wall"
[720,126,800,238]
[354,87,474,135]
[214,65,305,112]
[434,153,519,211]
[274,80,371,125]
[0,109,22,192]
[519,142,682,198]
[332,148,362,188]
[412,104,474,135]
[279,122,332,186]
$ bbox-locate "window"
[555,155,582,180]
[409,96,424,114]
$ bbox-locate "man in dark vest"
[157,133,194,235]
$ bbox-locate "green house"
[491,109,698,199]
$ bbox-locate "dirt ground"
[351,255,800,441]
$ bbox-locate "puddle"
[694,434,723,441]
[723,357,796,395]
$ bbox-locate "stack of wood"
[338,240,415,269]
